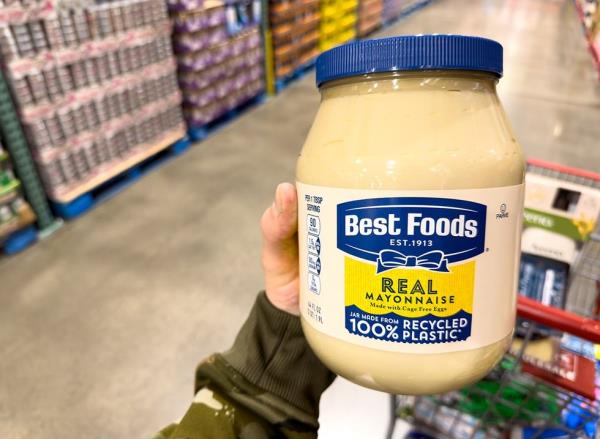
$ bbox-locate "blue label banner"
[337,197,487,270]
[345,305,472,344]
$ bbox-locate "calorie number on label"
[307,215,320,235]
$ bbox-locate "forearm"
[157,292,335,439]
[200,291,335,429]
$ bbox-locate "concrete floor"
[1,0,599,437]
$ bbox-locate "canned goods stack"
[0,141,36,246]
[357,0,382,37]
[168,0,264,129]
[381,0,425,24]
[318,0,357,51]
[267,0,320,80]
[0,0,186,202]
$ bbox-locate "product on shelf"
[168,0,265,129]
[357,0,382,37]
[319,0,357,51]
[519,171,600,316]
[0,141,36,243]
[0,0,186,202]
[268,0,320,79]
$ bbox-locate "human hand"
[260,183,299,315]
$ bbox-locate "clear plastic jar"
[297,35,525,394]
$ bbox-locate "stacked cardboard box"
[268,0,320,79]
[169,0,264,128]
[382,0,422,24]
[357,0,382,37]
[319,0,357,51]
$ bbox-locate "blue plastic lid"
[316,35,503,86]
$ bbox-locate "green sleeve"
[156,292,335,439]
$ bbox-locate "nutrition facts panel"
[304,194,322,295]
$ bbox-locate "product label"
[521,173,600,264]
[298,183,524,354]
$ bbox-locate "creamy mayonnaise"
[296,36,525,394]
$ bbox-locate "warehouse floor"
[1,0,599,437]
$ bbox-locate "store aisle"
[0,0,598,438]
[378,0,600,169]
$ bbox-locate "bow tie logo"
[376,249,449,274]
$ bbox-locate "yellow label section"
[344,257,475,318]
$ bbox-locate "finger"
[261,183,300,315]
[261,183,298,244]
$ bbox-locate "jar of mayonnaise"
[297,35,525,395]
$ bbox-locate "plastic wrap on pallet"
[0,0,186,202]
[183,78,263,126]
[178,47,263,89]
[169,0,265,129]
[173,27,229,52]
[172,5,227,32]
[176,29,262,70]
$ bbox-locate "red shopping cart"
[387,159,600,439]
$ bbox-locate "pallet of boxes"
[357,0,382,37]
[169,0,265,133]
[0,0,186,213]
[319,0,357,52]
[266,0,320,91]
